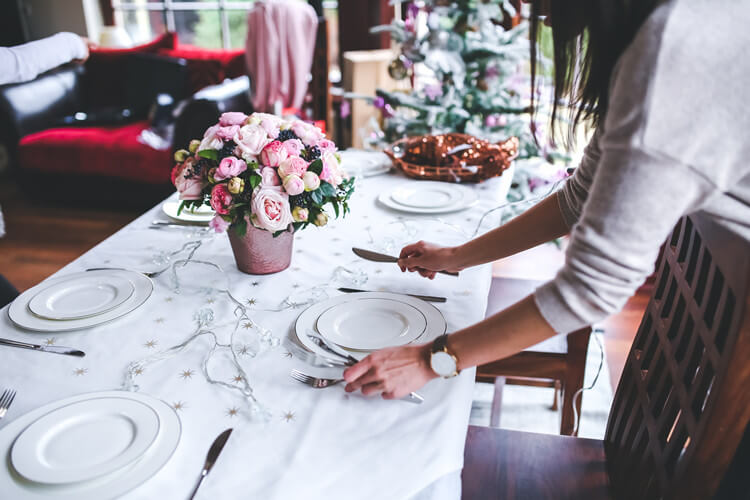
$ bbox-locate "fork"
[0,389,17,420]
[290,369,343,388]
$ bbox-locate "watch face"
[431,351,457,377]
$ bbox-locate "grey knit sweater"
[533,0,750,334]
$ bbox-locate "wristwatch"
[430,334,459,378]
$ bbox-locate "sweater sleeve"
[0,32,87,85]
[534,145,717,334]
[556,127,603,229]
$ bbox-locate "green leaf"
[177,201,186,216]
[310,189,324,204]
[249,172,262,191]
[319,182,335,197]
[198,149,219,161]
[332,201,340,218]
[308,159,323,175]
[233,218,247,237]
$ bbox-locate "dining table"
[0,160,514,500]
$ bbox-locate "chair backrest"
[604,213,750,499]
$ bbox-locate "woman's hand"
[397,241,461,280]
[343,344,437,399]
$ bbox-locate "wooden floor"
[0,176,640,391]
[0,177,140,291]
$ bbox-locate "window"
[112,0,261,49]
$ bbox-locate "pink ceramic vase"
[227,222,294,274]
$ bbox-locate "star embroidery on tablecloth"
[242,321,253,329]
[231,374,244,384]
[73,368,88,376]
[283,350,293,358]
[292,283,301,289]
[103,259,112,264]
[226,407,239,418]
[206,298,215,304]
[45,338,56,346]
[295,249,303,254]
[292,267,301,272]
[282,411,295,422]
[133,367,145,376]
[332,237,341,242]
[164,297,173,302]
[251,281,260,287]
[144,340,158,349]
[246,298,257,306]
[172,401,186,411]
[333,252,342,257]
[237,345,252,356]
[375,269,383,274]
[180,369,194,380]
[154,317,165,324]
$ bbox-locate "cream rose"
[251,186,293,232]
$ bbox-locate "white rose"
[251,186,293,233]
[234,124,271,157]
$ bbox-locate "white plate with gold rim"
[294,292,447,360]
[8,270,153,333]
[162,201,214,223]
[0,391,180,500]
[378,182,478,214]
[27,275,135,321]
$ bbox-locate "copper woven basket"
[384,133,519,183]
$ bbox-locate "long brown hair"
[529,0,660,147]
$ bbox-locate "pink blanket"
[245,0,319,113]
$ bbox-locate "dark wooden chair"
[463,213,750,499]
[477,277,591,435]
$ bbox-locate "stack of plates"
[0,391,180,499]
[162,201,215,224]
[8,270,153,332]
[378,181,478,214]
[295,292,447,360]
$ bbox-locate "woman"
[343,0,750,399]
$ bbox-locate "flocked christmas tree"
[370,0,563,162]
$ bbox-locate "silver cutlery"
[0,338,85,357]
[187,428,233,500]
[352,248,459,277]
[304,331,424,404]
[338,287,447,303]
[291,369,343,388]
[150,221,210,231]
[0,389,17,420]
[86,266,168,279]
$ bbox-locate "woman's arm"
[0,33,88,86]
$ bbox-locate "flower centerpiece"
[171,112,354,274]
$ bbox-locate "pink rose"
[260,167,281,187]
[278,156,308,179]
[216,125,240,141]
[251,187,293,232]
[302,171,320,191]
[319,152,344,186]
[317,138,336,153]
[248,113,283,138]
[215,157,247,181]
[209,215,231,233]
[233,124,271,159]
[198,124,223,152]
[291,121,325,146]
[219,112,248,127]
[260,141,288,167]
[210,184,233,215]
[173,162,205,200]
[282,175,305,196]
[282,138,304,157]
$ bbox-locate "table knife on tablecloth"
[187,428,233,500]
[0,338,85,357]
[352,248,459,277]
[338,287,447,303]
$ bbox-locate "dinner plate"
[316,298,427,351]
[294,292,447,360]
[378,182,478,214]
[27,275,135,321]
[162,200,215,223]
[8,270,153,332]
[390,183,465,209]
[0,391,180,500]
[11,397,160,485]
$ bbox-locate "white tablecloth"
[0,171,511,499]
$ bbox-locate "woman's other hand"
[398,241,461,279]
[343,344,437,399]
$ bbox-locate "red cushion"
[158,45,246,93]
[18,123,172,185]
[85,33,178,108]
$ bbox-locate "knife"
[338,287,447,303]
[187,428,234,500]
[0,338,85,357]
[352,248,459,277]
